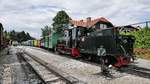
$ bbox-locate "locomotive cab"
[56,27,80,56]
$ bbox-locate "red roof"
[70,17,111,27]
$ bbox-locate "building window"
[100,24,107,29]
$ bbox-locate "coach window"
[100,24,107,29]
[77,30,81,36]
[72,28,76,40]
[64,30,69,37]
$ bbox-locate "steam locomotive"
[55,26,135,68]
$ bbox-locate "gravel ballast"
[19,46,150,84]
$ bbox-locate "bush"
[121,27,150,50]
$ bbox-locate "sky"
[0,0,150,39]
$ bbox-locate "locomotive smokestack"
[86,17,91,28]
[80,20,83,22]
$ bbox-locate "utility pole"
[146,21,149,28]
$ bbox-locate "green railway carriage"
[48,32,62,49]
[44,36,49,48]
[42,32,62,50]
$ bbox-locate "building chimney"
[86,17,91,22]
[80,20,83,22]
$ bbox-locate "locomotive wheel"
[87,56,92,61]
[81,54,91,61]
[83,56,91,61]
[91,56,98,62]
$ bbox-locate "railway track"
[79,57,150,79]
[17,53,70,84]
[120,65,150,79]
[16,48,85,84]
[25,47,150,80]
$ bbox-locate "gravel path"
[20,46,150,84]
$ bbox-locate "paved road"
[0,46,42,84]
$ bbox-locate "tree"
[41,25,52,37]
[17,31,27,42]
[121,27,150,49]
[52,10,71,33]
[3,30,33,43]
[3,31,8,38]
[3,31,10,39]
[10,30,17,41]
[26,32,32,40]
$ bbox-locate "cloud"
[0,0,150,38]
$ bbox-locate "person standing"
[97,45,108,74]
